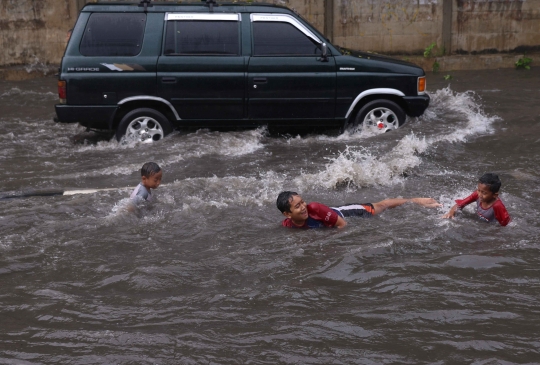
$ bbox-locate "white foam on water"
[24,57,55,75]
[426,87,497,143]
[280,119,391,146]
[294,134,428,190]
[436,187,477,213]
[68,127,267,178]
[104,197,139,222]
[0,234,20,251]
[104,171,286,222]
[168,170,287,208]
[178,127,267,157]
[0,87,56,99]
[295,87,500,190]
[76,127,265,154]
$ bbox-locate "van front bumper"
[403,95,430,117]
[55,105,117,130]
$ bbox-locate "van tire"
[116,108,173,143]
[353,99,406,133]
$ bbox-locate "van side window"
[80,13,146,57]
[253,22,321,56]
[164,21,240,55]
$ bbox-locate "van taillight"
[58,80,67,103]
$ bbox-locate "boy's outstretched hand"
[442,204,459,219]
[411,197,443,208]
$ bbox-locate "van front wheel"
[116,108,173,143]
[354,99,406,133]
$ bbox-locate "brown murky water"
[1,68,540,364]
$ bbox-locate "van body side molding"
[345,88,406,119]
[118,96,181,120]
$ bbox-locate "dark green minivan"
[55,0,430,143]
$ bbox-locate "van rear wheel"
[354,99,406,133]
[116,108,173,143]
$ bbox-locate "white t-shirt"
[130,183,152,202]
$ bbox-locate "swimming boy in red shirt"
[442,173,511,226]
[276,191,441,229]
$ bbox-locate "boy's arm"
[409,197,443,208]
[455,191,478,208]
[493,200,511,226]
[372,197,441,215]
[335,216,347,228]
[442,204,459,219]
[442,191,478,219]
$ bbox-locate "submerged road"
[1,68,540,363]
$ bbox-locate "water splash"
[69,127,268,177]
[167,170,287,208]
[295,87,500,190]
[24,57,56,75]
[295,133,428,190]
[426,87,497,143]
[0,87,56,100]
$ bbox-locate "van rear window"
[80,13,146,57]
[164,21,239,55]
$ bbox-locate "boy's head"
[276,191,298,213]
[277,191,308,222]
[477,173,501,204]
[478,173,501,193]
[141,162,162,190]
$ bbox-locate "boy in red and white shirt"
[443,173,511,226]
[276,191,441,229]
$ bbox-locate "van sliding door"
[157,13,245,121]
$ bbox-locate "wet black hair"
[276,191,299,213]
[479,173,501,193]
[141,162,161,178]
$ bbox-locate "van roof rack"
[139,0,153,12]
[203,0,217,13]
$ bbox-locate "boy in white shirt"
[130,162,162,203]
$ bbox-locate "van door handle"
[161,77,177,83]
[253,77,267,84]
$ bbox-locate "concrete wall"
[0,0,83,67]
[325,0,540,55]
[329,0,442,55]
[453,0,540,54]
[1,0,539,67]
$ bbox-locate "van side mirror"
[319,43,329,62]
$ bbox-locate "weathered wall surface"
[1,0,539,68]
[0,0,82,67]
[330,0,442,54]
[328,0,540,55]
[453,0,540,54]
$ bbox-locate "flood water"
[1,68,540,364]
